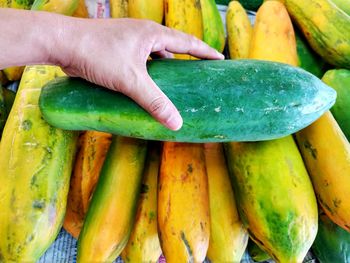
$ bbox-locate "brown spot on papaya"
[140,183,149,194]
[187,164,193,173]
[303,140,317,159]
[21,119,32,131]
[33,200,45,210]
[333,198,341,208]
[180,231,193,261]
[345,224,350,231]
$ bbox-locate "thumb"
[122,67,183,131]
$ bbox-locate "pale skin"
[0,8,224,130]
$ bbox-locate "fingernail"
[165,114,183,131]
[216,51,225,59]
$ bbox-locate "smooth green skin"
[295,28,327,78]
[247,239,271,262]
[331,0,350,16]
[39,59,336,143]
[0,86,6,135]
[312,213,350,263]
[322,69,350,140]
[77,136,147,262]
[215,0,263,10]
[201,0,226,52]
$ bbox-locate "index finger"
[153,26,225,60]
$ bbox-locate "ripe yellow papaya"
[295,111,350,232]
[226,1,253,59]
[164,0,203,59]
[128,0,163,23]
[205,143,248,262]
[158,142,210,263]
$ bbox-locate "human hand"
[51,18,224,130]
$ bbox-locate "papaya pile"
[0,0,350,262]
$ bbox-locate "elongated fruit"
[295,111,350,232]
[0,65,77,262]
[63,131,112,238]
[284,0,350,68]
[322,69,350,140]
[122,142,162,263]
[165,0,203,59]
[39,59,336,143]
[312,211,350,263]
[249,1,298,65]
[226,1,252,59]
[77,136,147,262]
[225,137,318,262]
[200,0,225,52]
[128,0,163,23]
[158,142,210,263]
[205,143,248,262]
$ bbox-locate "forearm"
[0,8,67,69]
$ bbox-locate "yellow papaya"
[122,142,162,263]
[158,142,210,263]
[295,111,350,232]
[226,1,253,59]
[128,0,163,23]
[164,0,203,59]
[63,131,112,239]
[110,0,128,18]
[205,143,248,262]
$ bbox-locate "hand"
[52,18,224,130]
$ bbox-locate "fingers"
[153,26,225,60]
[121,67,183,131]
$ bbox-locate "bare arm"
[0,8,224,130]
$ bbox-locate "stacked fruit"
[0,0,350,262]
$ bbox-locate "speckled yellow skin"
[0,65,78,262]
[110,0,128,18]
[284,0,350,68]
[226,1,253,59]
[128,0,163,23]
[205,143,249,263]
[122,143,162,263]
[249,0,298,65]
[158,142,210,263]
[164,0,203,59]
[295,111,350,233]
